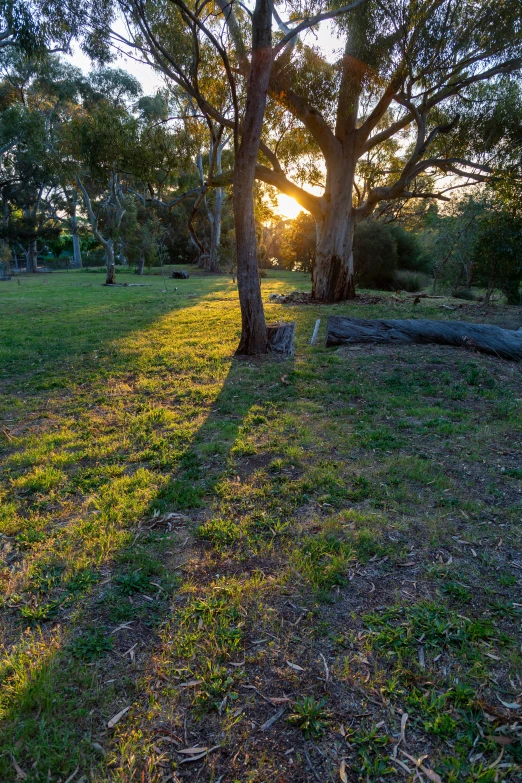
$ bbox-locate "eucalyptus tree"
[116,0,522,309]
[68,81,142,283]
[0,0,114,61]
[0,52,82,269]
[233,0,522,300]
[115,0,367,352]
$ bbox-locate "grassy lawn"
[1,267,521,783]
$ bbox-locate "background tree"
[279,211,316,274]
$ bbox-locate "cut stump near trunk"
[325,316,522,362]
[267,321,296,358]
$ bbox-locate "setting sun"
[276,193,303,220]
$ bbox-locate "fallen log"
[171,270,190,279]
[325,316,522,361]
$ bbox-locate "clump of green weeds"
[292,534,354,590]
[287,696,329,738]
[197,517,242,548]
[70,629,113,661]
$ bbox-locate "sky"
[65,15,341,220]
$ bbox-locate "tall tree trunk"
[136,251,145,275]
[208,187,223,273]
[119,240,128,266]
[234,0,273,355]
[313,175,356,301]
[71,211,82,268]
[26,239,38,273]
[105,239,116,285]
[312,30,363,302]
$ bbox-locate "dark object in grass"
[171,270,190,279]
[266,321,295,357]
[325,316,522,361]
[453,287,477,301]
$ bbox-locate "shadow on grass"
[0,298,297,782]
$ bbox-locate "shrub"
[354,222,430,290]
[354,221,398,289]
[452,287,476,300]
[392,270,431,292]
[390,224,432,273]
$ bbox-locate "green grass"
[0,268,521,782]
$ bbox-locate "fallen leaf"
[178,745,220,764]
[400,751,442,783]
[260,706,286,731]
[177,747,208,755]
[400,712,408,742]
[489,736,514,745]
[340,759,348,783]
[497,696,521,710]
[178,679,202,688]
[107,706,130,728]
[268,696,291,704]
[12,758,27,780]
[281,375,289,385]
[64,768,79,783]
[286,661,304,671]
[110,622,133,633]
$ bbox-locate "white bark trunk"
[105,240,116,285]
[312,155,356,300]
[71,212,82,268]
[208,187,223,273]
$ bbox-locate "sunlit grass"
[1,268,521,782]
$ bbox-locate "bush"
[82,250,105,267]
[452,286,477,300]
[392,270,431,292]
[354,221,398,289]
[354,221,430,290]
[390,224,432,273]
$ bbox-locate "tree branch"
[255,164,323,218]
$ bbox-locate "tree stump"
[170,270,190,279]
[267,321,296,357]
[325,316,522,361]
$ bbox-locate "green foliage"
[354,221,428,290]
[278,211,316,273]
[392,269,430,292]
[292,534,354,590]
[69,630,113,661]
[197,517,242,547]
[287,696,329,738]
[113,571,151,596]
[472,208,522,304]
[354,221,397,289]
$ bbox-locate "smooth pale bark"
[105,240,116,285]
[207,141,225,273]
[208,186,223,273]
[234,0,273,355]
[76,175,124,286]
[325,316,522,361]
[71,211,82,268]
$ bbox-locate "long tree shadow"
[0,282,298,782]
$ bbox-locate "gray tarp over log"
[325,316,522,361]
